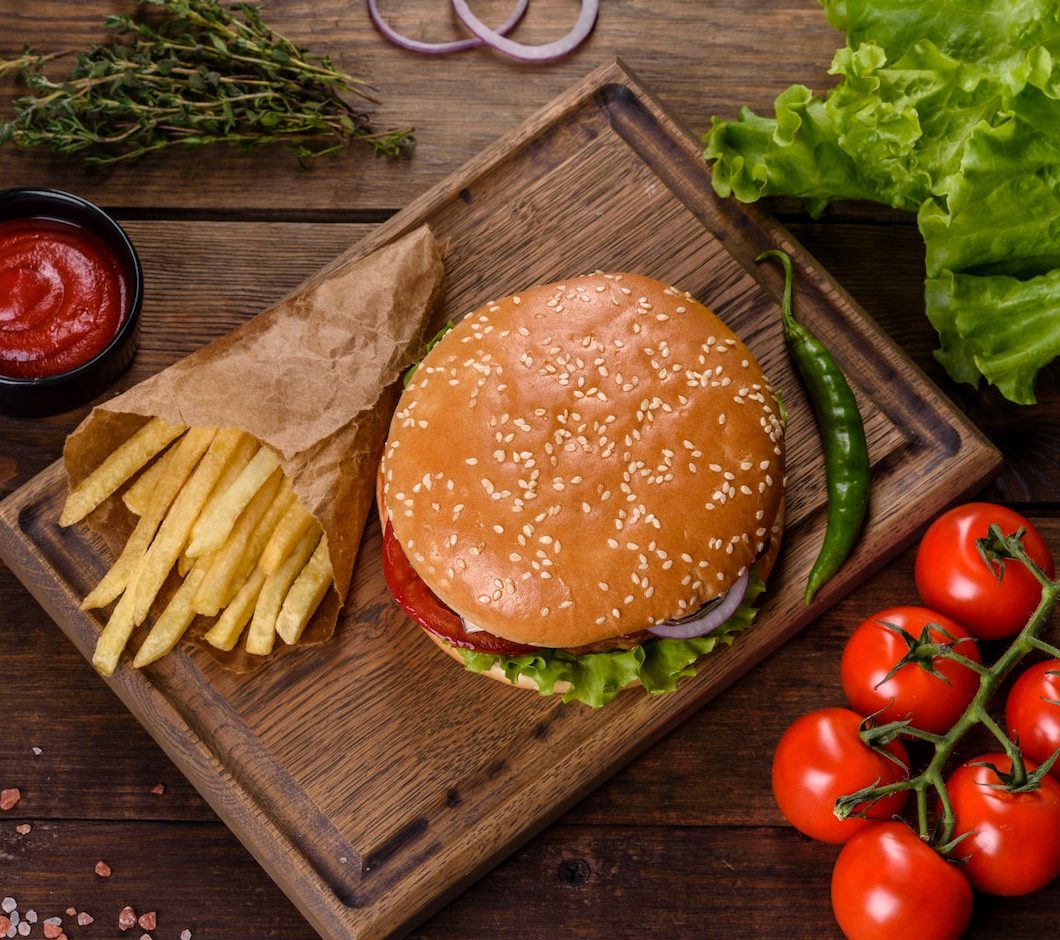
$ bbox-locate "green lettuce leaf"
[927,267,1060,404]
[920,84,1060,279]
[457,571,767,708]
[704,0,1060,402]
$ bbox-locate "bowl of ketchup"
[0,187,143,417]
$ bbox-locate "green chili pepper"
[756,249,869,604]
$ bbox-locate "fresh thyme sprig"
[0,0,413,168]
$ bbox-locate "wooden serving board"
[0,61,1001,939]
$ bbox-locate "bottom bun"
[426,630,578,695]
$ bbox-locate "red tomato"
[840,606,981,735]
[1006,660,1060,776]
[946,752,1060,895]
[771,707,909,844]
[915,502,1054,640]
[831,821,972,940]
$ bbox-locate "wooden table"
[1,2,1058,937]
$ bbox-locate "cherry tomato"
[915,502,1054,640]
[771,707,910,844]
[831,821,972,940]
[841,606,981,735]
[946,752,1060,895]
[1006,659,1060,776]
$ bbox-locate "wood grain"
[0,62,1002,939]
[0,0,842,213]
[5,525,1060,939]
[4,5,1059,936]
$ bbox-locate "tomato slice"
[381,519,537,655]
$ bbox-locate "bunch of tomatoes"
[771,503,1060,939]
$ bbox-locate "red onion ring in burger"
[451,0,600,63]
[368,0,530,55]
[647,570,750,640]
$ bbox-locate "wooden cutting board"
[0,60,1001,939]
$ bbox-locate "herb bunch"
[0,0,414,168]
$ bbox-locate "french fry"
[186,443,281,559]
[203,567,266,651]
[276,538,333,645]
[245,527,320,656]
[176,432,255,584]
[259,498,315,576]
[224,478,296,607]
[60,417,186,526]
[74,415,334,669]
[132,428,246,626]
[90,563,145,677]
[180,433,256,577]
[192,468,283,616]
[122,441,176,515]
[132,565,208,668]
[82,427,217,611]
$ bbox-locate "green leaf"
[703,0,1060,403]
[926,267,1060,404]
[458,571,767,708]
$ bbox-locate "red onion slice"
[451,0,599,63]
[369,0,530,55]
[648,570,750,640]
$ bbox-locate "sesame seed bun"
[380,272,785,649]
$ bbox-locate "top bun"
[380,273,785,648]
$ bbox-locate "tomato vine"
[835,524,1060,848]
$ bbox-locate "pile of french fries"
[60,417,334,675]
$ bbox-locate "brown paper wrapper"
[63,225,445,671]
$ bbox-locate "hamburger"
[378,272,785,706]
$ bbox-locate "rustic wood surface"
[1,2,1059,939]
[0,60,1004,938]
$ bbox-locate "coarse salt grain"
[0,901,13,915]
[150,783,165,795]
[42,925,62,940]
[22,913,34,926]
[139,935,151,940]
[14,824,30,835]
[0,920,8,939]
[30,747,41,757]
[77,913,94,926]
[16,922,29,937]
[181,930,193,940]
[65,909,76,917]
[0,789,20,811]
[138,911,156,931]
[94,860,112,877]
[118,906,137,930]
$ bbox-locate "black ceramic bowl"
[0,188,143,418]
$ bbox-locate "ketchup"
[0,217,128,379]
